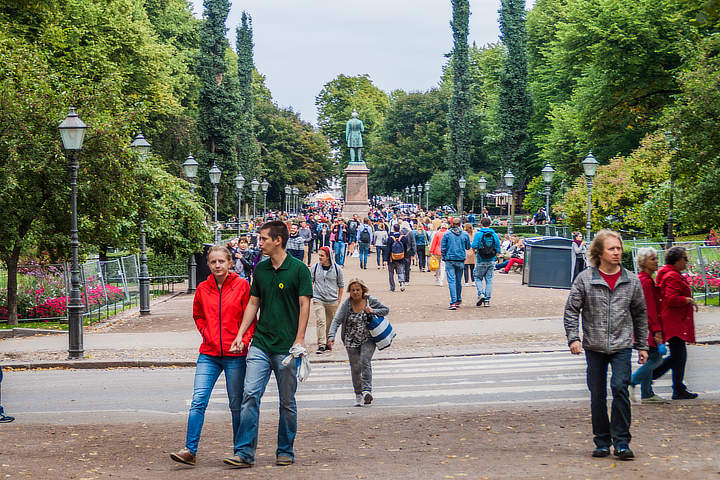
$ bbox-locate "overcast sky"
[188,0,535,125]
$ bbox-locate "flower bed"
[1,284,125,321]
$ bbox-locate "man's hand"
[292,336,306,350]
[569,340,582,355]
[229,337,246,354]
[638,350,648,364]
[653,332,664,346]
[327,338,334,349]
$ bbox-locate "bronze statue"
[345,110,364,164]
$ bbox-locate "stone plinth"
[342,162,370,219]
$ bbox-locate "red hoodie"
[193,272,256,356]
[655,264,695,343]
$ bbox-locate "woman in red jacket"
[652,246,699,400]
[171,246,256,466]
[629,247,668,404]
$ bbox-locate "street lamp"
[458,176,467,222]
[284,185,291,214]
[404,186,410,203]
[424,181,430,209]
[478,176,487,217]
[235,172,245,236]
[582,152,599,241]
[664,131,678,249]
[209,163,222,243]
[504,171,515,235]
[130,132,153,316]
[292,186,299,216]
[250,178,260,223]
[261,179,269,220]
[411,185,416,205]
[541,163,556,234]
[417,183,423,209]
[182,154,198,194]
[58,107,87,360]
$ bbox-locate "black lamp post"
[424,181,430,209]
[261,179,269,221]
[284,185,291,214]
[664,131,678,249]
[209,163,222,243]
[478,176,487,217]
[130,132,152,316]
[58,107,87,359]
[250,178,259,222]
[417,183,423,209]
[541,163,556,234]
[504,171,515,235]
[411,184,416,206]
[582,152,599,241]
[458,176,467,222]
[182,153,199,293]
[235,172,245,236]
[404,186,409,203]
[292,186,299,216]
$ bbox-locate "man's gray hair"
[635,247,657,269]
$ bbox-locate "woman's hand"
[327,338,334,349]
[229,337,246,354]
[364,305,374,315]
[687,297,699,312]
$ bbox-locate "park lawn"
[0,317,98,330]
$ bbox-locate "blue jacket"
[471,228,502,261]
[440,227,470,261]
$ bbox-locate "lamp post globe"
[424,181,430,209]
[582,152,598,240]
[478,176,487,216]
[235,172,245,235]
[504,171,515,235]
[130,132,153,316]
[417,184,423,209]
[458,176,466,221]
[261,179,269,220]
[250,178,259,223]
[292,186,299,215]
[130,132,152,161]
[404,186,409,203]
[541,163,555,233]
[58,107,87,359]
[209,164,222,243]
[182,154,198,194]
[284,185,292,214]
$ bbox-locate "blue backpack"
[390,234,406,260]
[476,231,497,259]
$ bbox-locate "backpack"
[359,227,371,243]
[476,231,497,259]
[390,234,406,261]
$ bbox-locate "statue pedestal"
[342,163,370,219]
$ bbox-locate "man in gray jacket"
[564,229,648,461]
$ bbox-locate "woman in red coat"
[171,246,256,466]
[652,246,699,400]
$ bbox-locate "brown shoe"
[170,448,196,466]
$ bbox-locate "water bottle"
[657,342,667,356]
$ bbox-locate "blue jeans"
[0,366,4,414]
[358,242,370,268]
[445,260,465,305]
[235,345,298,463]
[474,261,495,300]
[585,348,632,448]
[376,245,387,266]
[630,347,663,398]
[185,354,247,455]
[333,241,346,266]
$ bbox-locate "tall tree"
[498,0,533,181]
[447,0,472,211]
[236,11,260,180]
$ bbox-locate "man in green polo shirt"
[224,220,312,468]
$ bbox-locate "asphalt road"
[4,345,719,424]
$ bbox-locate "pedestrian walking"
[414,223,429,272]
[356,218,373,269]
[286,223,306,262]
[652,246,699,400]
[429,223,448,286]
[327,278,389,406]
[170,246,255,467]
[331,219,347,266]
[441,218,471,310]
[400,222,416,283]
[347,214,360,257]
[311,246,344,354]
[572,232,588,279]
[471,217,501,307]
[563,229,648,460]
[225,221,313,468]
[299,220,313,266]
[373,222,389,269]
[0,366,14,423]
[463,223,476,287]
[628,247,669,404]
[385,224,409,292]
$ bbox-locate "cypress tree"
[236,11,260,179]
[447,0,472,212]
[498,0,532,179]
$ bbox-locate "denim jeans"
[445,260,465,305]
[388,260,405,291]
[235,345,298,463]
[358,242,370,268]
[474,261,496,300]
[652,336,688,395]
[333,241,346,266]
[185,354,247,455]
[376,245,387,266]
[630,347,663,398]
[0,366,4,414]
[585,348,632,448]
[417,248,427,270]
[346,339,376,394]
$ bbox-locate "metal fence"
[1,255,187,324]
[631,242,720,305]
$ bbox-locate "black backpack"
[359,228,371,243]
[476,231,497,259]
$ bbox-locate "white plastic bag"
[281,343,311,382]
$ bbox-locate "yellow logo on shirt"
[279,283,284,289]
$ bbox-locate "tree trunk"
[99,245,109,262]
[5,249,20,326]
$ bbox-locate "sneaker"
[448,304,457,310]
[223,455,252,468]
[354,394,363,406]
[672,390,698,400]
[276,455,294,466]
[642,395,670,404]
[592,446,610,458]
[325,343,332,352]
[629,385,640,404]
[363,391,373,405]
[0,413,15,423]
[456,300,462,307]
[483,300,491,307]
[316,346,325,354]
[476,297,485,307]
[464,282,470,287]
[613,445,634,460]
[170,448,196,466]
[399,283,405,292]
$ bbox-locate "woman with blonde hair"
[463,223,475,286]
[327,278,389,406]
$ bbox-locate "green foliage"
[236,11,260,180]
[315,74,389,168]
[427,171,454,209]
[522,172,569,217]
